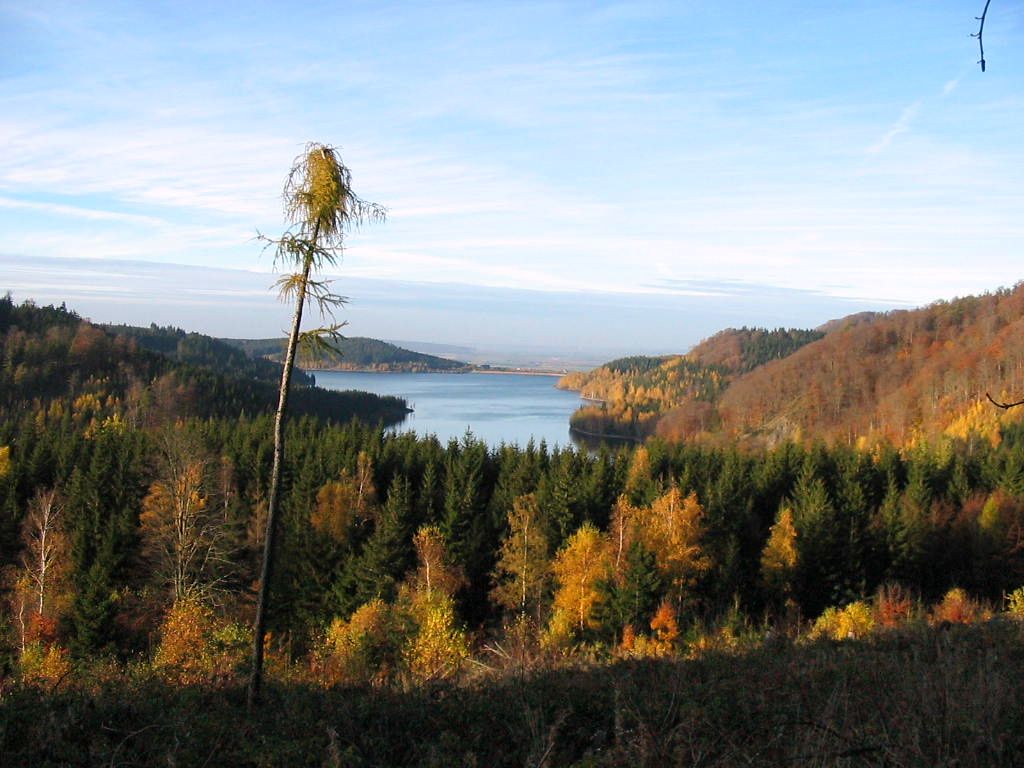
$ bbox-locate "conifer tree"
[596,540,663,641]
[249,144,385,705]
[352,475,416,605]
[760,506,798,607]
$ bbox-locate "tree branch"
[986,392,1024,410]
[972,0,992,72]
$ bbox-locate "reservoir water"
[314,371,583,447]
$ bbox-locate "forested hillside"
[560,327,822,440]
[106,323,316,386]
[0,296,408,428]
[706,286,1024,446]
[563,285,1024,449]
[226,335,469,372]
[7,294,1024,765]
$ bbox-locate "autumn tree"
[19,488,68,619]
[408,525,464,602]
[310,451,378,545]
[548,523,612,646]
[140,432,231,604]
[608,494,641,572]
[491,493,550,622]
[401,525,468,683]
[642,487,712,613]
[250,144,385,704]
[760,506,798,608]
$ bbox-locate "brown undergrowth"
[3,620,1024,767]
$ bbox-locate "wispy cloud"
[0,196,164,225]
[2,1,1023,353]
[865,100,922,155]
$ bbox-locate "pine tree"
[352,475,416,605]
[595,540,663,641]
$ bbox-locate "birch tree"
[20,488,67,619]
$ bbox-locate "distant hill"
[700,287,1024,447]
[559,327,822,441]
[0,301,409,427]
[106,323,316,387]
[564,285,1024,448]
[223,336,469,372]
[687,327,825,373]
[386,339,476,357]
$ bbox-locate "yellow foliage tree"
[760,506,798,603]
[320,598,398,686]
[153,597,248,685]
[808,601,875,641]
[311,452,378,544]
[18,641,71,688]
[625,445,652,501]
[642,487,711,610]
[140,448,228,604]
[548,523,612,644]
[19,488,69,620]
[608,494,641,573]
[403,592,468,684]
[409,525,464,602]
[491,493,550,621]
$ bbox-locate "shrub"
[152,598,247,686]
[808,601,875,641]
[1006,586,1024,619]
[18,641,71,688]
[403,593,468,684]
[318,599,399,686]
[930,588,991,626]
[874,583,914,629]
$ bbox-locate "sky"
[2,1,1023,359]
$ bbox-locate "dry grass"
[3,621,1024,766]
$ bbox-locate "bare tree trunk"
[248,245,315,709]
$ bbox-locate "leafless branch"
[972,0,993,72]
[986,392,1024,410]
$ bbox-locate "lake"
[314,371,584,447]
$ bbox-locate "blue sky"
[2,2,1023,357]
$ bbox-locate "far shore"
[470,368,564,377]
[308,366,567,377]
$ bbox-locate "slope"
[224,336,469,372]
[703,286,1024,447]
[559,327,823,440]
[1,296,410,427]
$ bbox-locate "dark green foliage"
[602,355,674,375]
[106,323,316,386]
[349,475,417,605]
[9,293,1024,685]
[224,335,469,372]
[596,541,663,641]
[0,297,408,427]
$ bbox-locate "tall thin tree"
[248,143,384,706]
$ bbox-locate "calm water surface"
[315,371,584,447]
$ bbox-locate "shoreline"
[470,368,564,378]
[309,367,566,377]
